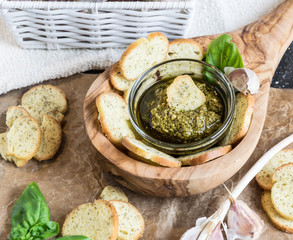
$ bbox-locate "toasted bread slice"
[34,114,62,161]
[6,116,41,162]
[272,162,293,183]
[21,85,67,123]
[6,106,30,128]
[122,136,181,168]
[261,191,293,233]
[271,163,293,220]
[96,93,135,147]
[110,63,135,91]
[178,145,232,166]
[46,110,65,124]
[100,186,128,202]
[166,39,204,61]
[62,199,118,240]
[110,200,144,240]
[0,132,28,167]
[218,93,254,146]
[158,39,204,78]
[256,149,293,190]
[120,32,169,80]
[166,75,206,111]
[128,151,161,166]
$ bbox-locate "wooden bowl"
[83,0,293,197]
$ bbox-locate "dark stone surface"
[271,41,293,89]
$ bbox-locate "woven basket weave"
[0,1,195,49]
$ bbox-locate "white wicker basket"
[0,1,195,49]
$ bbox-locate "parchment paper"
[0,74,292,240]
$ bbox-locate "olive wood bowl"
[83,0,293,197]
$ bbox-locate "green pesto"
[138,78,224,144]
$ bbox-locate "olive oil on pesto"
[137,78,224,144]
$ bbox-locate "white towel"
[0,0,284,95]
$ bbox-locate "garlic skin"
[227,199,264,239]
[225,68,260,94]
[208,222,224,240]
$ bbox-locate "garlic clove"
[226,68,260,95]
[208,222,225,240]
[227,199,264,239]
[180,217,209,240]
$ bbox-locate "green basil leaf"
[9,182,59,240]
[57,236,91,240]
[205,34,244,72]
[26,221,59,239]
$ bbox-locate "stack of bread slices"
[97,32,255,167]
[0,85,66,167]
[256,149,293,233]
[62,185,145,240]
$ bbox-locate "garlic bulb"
[227,199,264,239]
[225,68,260,94]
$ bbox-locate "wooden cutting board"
[83,0,293,197]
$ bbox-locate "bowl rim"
[128,58,236,152]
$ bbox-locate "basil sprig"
[205,34,244,72]
[9,182,59,240]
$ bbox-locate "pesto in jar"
[137,78,224,144]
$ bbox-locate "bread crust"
[7,116,42,161]
[178,145,232,166]
[6,106,30,128]
[119,38,148,80]
[219,93,254,146]
[261,191,293,234]
[110,200,145,240]
[110,62,134,91]
[34,114,62,161]
[119,32,169,80]
[62,200,119,240]
[256,149,293,190]
[122,136,181,168]
[22,84,67,113]
[168,38,204,59]
[96,92,134,148]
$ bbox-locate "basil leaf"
[205,34,244,72]
[27,221,59,239]
[57,236,90,240]
[9,182,59,240]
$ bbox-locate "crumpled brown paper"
[0,74,292,240]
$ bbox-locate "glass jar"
[128,59,235,155]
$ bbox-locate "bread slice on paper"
[6,106,30,128]
[100,186,129,202]
[261,191,293,233]
[21,84,67,123]
[110,200,145,240]
[34,114,62,161]
[62,199,119,240]
[271,163,293,220]
[0,132,27,167]
[6,116,41,163]
[256,149,293,190]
